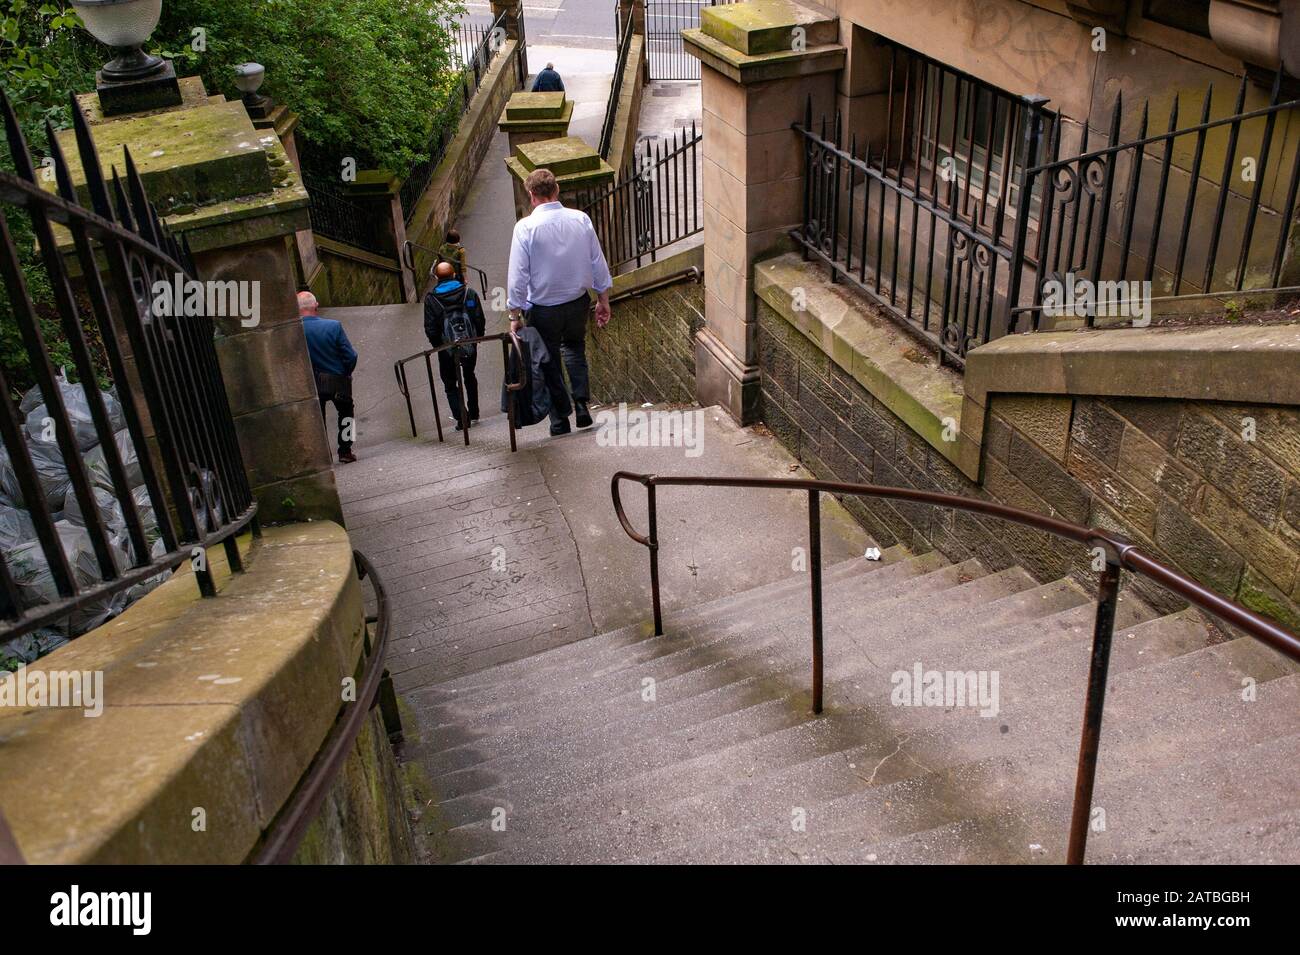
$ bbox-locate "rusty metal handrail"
[393,331,528,451]
[610,470,1300,865]
[400,238,489,299]
[253,549,397,864]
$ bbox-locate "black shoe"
[550,420,572,436]
[574,401,592,429]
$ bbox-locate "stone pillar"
[504,136,615,220]
[498,91,575,153]
[345,171,416,302]
[250,102,321,293]
[491,0,528,77]
[54,84,343,526]
[684,1,844,424]
[619,0,650,83]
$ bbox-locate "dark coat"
[502,326,569,426]
[422,279,485,348]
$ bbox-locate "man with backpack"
[423,261,486,430]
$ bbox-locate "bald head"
[297,290,318,316]
[435,261,456,281]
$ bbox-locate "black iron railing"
[0,89,258,646]
[793,46,1057,366]
[303,174,394,255]
[394,331,529,451]
[599,6,636,160]
[609,471,1300,864]
[794,39,1300,366]
[646,0,722,81]
[579,124,702,271]
[1013,75,1300,329]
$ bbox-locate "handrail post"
[647,481,662,636]
[399,362,418,437]
[503,338,518,453]
[1067,555,1121,865]
[808,488,824,715]
[455,357,470,445]
[424,353,444,443]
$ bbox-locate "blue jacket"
[532,68,564,92]
[301,314,357,377]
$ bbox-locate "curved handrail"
[393,331,529,451]
[253,549,396,864]
[610,471,1300,660]
[401,238,489,297]
[609,469,1300,864]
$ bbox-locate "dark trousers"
[320,392,354,455]
[527,293,589,426]
[436,348,479,424]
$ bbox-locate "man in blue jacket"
[299,291,359,463]
[532,62,564,93]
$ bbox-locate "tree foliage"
[153,0,466,174]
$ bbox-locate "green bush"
[153,0,467,174]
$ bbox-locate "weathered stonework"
[587,250,705,405]
[757,297,1300,628]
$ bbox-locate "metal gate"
[646,0,721,80]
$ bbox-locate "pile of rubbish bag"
[1,373,172,667]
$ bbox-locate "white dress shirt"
[507,201,613,310]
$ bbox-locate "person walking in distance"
[507,168,612,436]
[298,290,359,464]
[424,260,487,430]
[532,62,564,93]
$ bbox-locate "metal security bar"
[646,0,721,80]
[609,470,1300,864]
[600,6,636,159]
[0,89,258,644]
[1013,75,1300,330]
[793,47,1055,367]
[578,124,702,271]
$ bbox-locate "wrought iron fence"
[793,47,1057,367]
[794,39,1300,367]
[578,123,702,271]
[646,0,722,81]
[1013,74,1300,331]
[302,174,394,255]
[0,90,258,648]
[599,5,636,160]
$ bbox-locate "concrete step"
[452,630,1266,863]
[412,549,938,724]
[657,652,1297,865]
[420,544,920,699]
[419,562,1056,781]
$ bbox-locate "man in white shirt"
[507,168,613,435]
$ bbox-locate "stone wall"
[606,34,647,177]
[756,298,1300,626]
[312,237,406,309]
[587,248,704,405]
[0,523,414,864]
[405,40,523,297]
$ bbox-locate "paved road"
[462,0,620,48]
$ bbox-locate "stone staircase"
[408,545,1300,864]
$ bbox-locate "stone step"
[654,650,1295,865]
[420,544,920,699]
[829,721,1300,864]
[449,631,1259,862]
[419,563,1050,778]
[413,549,936,719]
